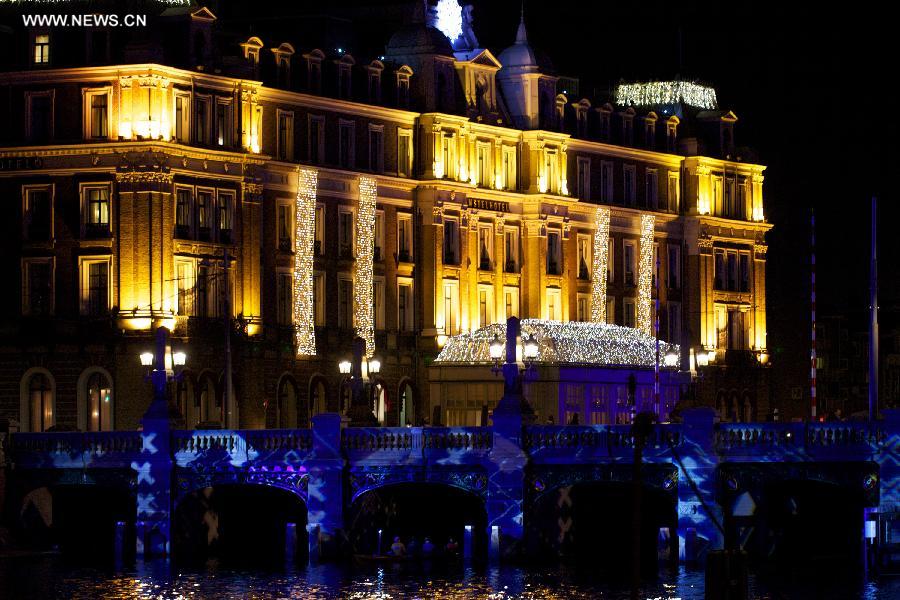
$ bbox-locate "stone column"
[306,412,346,561]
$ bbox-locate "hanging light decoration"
[293,167,318,356]
[590,206,610,323]
[614,81,718,110]
[637,214,655,336]
[356,176,377,358]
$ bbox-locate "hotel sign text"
[467,198,509,213]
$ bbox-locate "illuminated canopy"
[615,80,718,110]
[435,319,679,367]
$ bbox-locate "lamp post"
[340,336,382,426]
[140,326,187,424]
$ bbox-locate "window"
[727,251,737,291]
[314,204,325,255]
[277,110,294,161]
[197,264,210,317]
[577,294,590,322]
[338,64,352,99]
[27,372,54,432]
[338,277,353,329]
[478,225,493,270]
[339,120,355,168]
[86,91,109,139]
[276,54,292,88]
[503,286,519,319]
[577,235,591,280]
[313,273,325,326]
[23,185,52,240]
[667,244,681,290]
[441,132,455,179]
[666,121,678,152]
[624,165,636,206]
[607,237,615,282]
[374,211,384,261]
[478,285,494,327]
[369,125,384,172]
[277,271,292,326]
[547,231,562,275]
[85,371,113,431]
[724,178,735,217]
[23,258,53,316]
[739,252,751,292]
[80,257,110,316]
[33,33,50,64]
[26,91,53,142]
[174,93,190,143]
[606,297,616,324]
[176,260,195,316]
[503,145,517,190]
[546,288,561,321]
[645,169,658,209]
[82,185,110,237]
[624,240,636,286]
[477,143,491,187]
[667,173,679,212]
[368,70,382,103]
[307,57,322,93]
[398,129,412,177]
[277,202,293,251]
[194,96,210,145]
[397,214,413,262]
[714,249,725,290]
[622,116,633,145]
[339,209,354,259]
[374,278,385,330]
[577,157,590,200]
[727,309,747,350]
[601,161,614,202]
[215,99,232,146]
[442,280,460,335]
[667,302,681,343]
[599,110,611,140]
[624,298,636,328]
[544,150,559,194]
[397,70,410,107]
[398,279,413,332]
[504,227,519,273]
[308,115,325,164]
[443,218,459,265]
[712,176,723,216]
[645,120,656,150]
[197,190,213,240]
[217,191,234,242]
[176,188,193,237]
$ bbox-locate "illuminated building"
[0,3,770,431]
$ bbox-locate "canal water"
[2,557,900,599]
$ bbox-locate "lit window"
[85,371,113,431]
[577,235,591,280]
[504,228,519,273]
[83,185,110,237]
[478,225,493,270]
[88,92,108,138]
[80,257,111,316]
[26,372,54,431]
[398,129,412,177]
[176,260,195,316]
[397,214,413,262]
[398,280,413,332]
[33,34,50,64]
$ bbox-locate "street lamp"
[339,336,383,426]
[491,317,537,421]
[664,350,679,368]
[139,326,188,423]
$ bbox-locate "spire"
[516,1,528,44]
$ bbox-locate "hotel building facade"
[0,4,771,432]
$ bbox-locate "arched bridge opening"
[173,484,307,567]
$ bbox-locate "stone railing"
[340,426,492,463]
[9,431,143,468]
[714,421,885,458]
[524,424,683,462]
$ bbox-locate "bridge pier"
[676,408,724,562]
[306,413,346,561]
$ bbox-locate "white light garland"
[293,168,318,356]
[356,176,377,358]
[434,0,463,42]
[435,319,679,368]
[615,81,718,110]
[590,206,610,323]
[637,214,655,336]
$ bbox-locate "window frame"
[82,86,112,140]
[308,114,325,164]
[368,123,384,173]
[78,255,112,316]
[22,257,55,317]
[79,182,112,238]
[397,128,413,177]
[276,109,295,161]
[22,184,54,241]
[25,89,55,142]
[338,119,356,168]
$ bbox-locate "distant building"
[0,2,771,431]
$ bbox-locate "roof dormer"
[241,36,263,65]
[272,43,295,89]
[366,59,385,104]
[334,53,355,99]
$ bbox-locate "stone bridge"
[4,409,900,563]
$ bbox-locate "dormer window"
[666,117,679,153]
[644,113,657,150]
[574,99,590,137]
[395,65,412,108]
[304,50,324,94]
[621,110,635,145]
[598,104,612,141]
[555,94,567,131]
[241,36,263,67]
[272,43,295,89]
[367,60,384,104]
[336,54,355,99]
[33,33,50,65]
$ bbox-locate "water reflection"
[1,557,899,599]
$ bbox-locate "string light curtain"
[590,206,610,323]
[614,81,717,110]
[356,176,377,357]
[637,214,655,336]
[293,167,318,356]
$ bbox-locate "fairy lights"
[356,176,377,358]
[590,207,610,323]
[637,214,655,336]
[293,168,318,356]
[435,319,679,368]
[615,81,718,110]
[434,0,463,42]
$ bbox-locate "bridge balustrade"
[523,424,684,463]
[9,431,142,468]
[715,421,885,460]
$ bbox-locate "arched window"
[176,375,194,428]
[197,372,220,426]
[277,376,298,428]
[25,371,54,432]
[398,380,415,426]
[372,381,386,425]
[85,371,113,431]
[309,376,328,420]
[339,379,351,415]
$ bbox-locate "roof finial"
[516,0,528,44]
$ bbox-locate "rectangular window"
[607,237,615,282]
[443,218,459,265]
[397,75,410,107]
[667,243,681,290]
[174,94,189,143]
[88,92,108,138]
[197,265,209,317]
[712,176,723,216]
[624,165,636,206]
[194,97,209,145]
[667,173,679,212]
[217,191,234,242]
[478,225,493,270]
[277,202,293,251]
[546,288,561,321]
[23,258,53,316]
[339,209,354,259]
[374,278,385,330]
[739,252,751,293]
[83,185,110,237]
[577,156,590,200]
[547,231,562,275]
[176,188,193,237]
[601,161,614,202]
[724,178,735,217]
[314,205,325,256]
[477,143,491,187]
[667,302,681,343]
[714,249,725,290]
[624,240,636,286]
[277,272,292,326]
[442,280,460,335]
[313,273,325,326]
[338,277,353,329]
[577,294,590,322]
[308,115,325,164]
[577,235,591,280]
[397,214,413,262]
[504,227,519,273]
[197,190,213,240]
[215,99,232,146]
[277,110,294,161]
[478,285,494,327]
[398,129,412,177]
[33,33,50,64]
[81,258,110,316]
[27,92,53,142]
[545,150,559,194]
[624,298,636,328]
[606,297,616,325]
[727,251,737,291]
[503,145,517,190]
[374,211,384,261]
[339,120,355,168]
[369,126,384,173]
[23,186,52,241]
[645,169,658,209]
[176,260,195,316]
[504,286,519,319]
[441,132,455,179]
[398,280,413,332]
[727,309,746,351]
